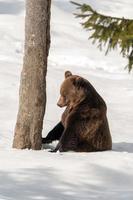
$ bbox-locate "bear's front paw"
[42,137,52,144]
[49,148,58,153]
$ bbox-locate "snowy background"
[0,0,133,199]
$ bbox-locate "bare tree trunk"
[13,0,51,150]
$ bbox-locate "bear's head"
[57,71,86,108]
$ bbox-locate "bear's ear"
[65,71,72,79]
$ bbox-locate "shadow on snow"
[0,165,133,200]
[0,0,24,15]
[113,142,133,153]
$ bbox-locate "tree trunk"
[13,0,51,150]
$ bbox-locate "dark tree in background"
[13,0,51,150]
[71,1,133,72]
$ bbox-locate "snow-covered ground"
[0,0,133,199]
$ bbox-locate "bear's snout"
[57,96,67,107]
[57,102,63,107]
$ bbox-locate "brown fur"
[55,71,112,152]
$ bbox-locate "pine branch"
[71,1,133,72]
[70,1,82,7]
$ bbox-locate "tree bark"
[13,0,51,150]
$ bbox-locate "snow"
[0,0,133,199]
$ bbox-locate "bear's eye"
[62,92,66,98]
[62,94,68,101]
[62,95,66,99]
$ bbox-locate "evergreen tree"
[71,1,133,72]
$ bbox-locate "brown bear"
[42,71,112,152]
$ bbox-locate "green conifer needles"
[71,1,133,72]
